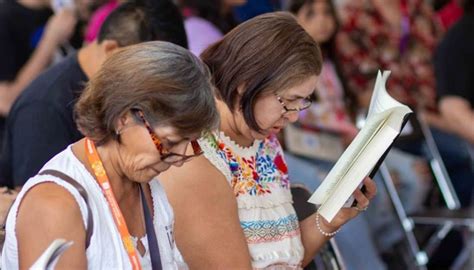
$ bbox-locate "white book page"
[308,110,390,205]
[318,126,399,221]
[368,71,406,116]
[307,70,413,222]
[30,239,73,270]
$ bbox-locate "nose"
[172,160,185,167]
[284,111,299,123]
[169,142,189,158]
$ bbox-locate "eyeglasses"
[276,94,312,114]
[133,109,203,163]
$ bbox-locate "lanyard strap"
[85,138,142,270]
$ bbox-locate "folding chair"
[416,114,461,210]
[378,163,428,269]
[379,114,474,269]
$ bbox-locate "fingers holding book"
[352,177,377,212]
[316,177,377,236]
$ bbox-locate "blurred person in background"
[336,0,442,113]
[336,0,471,267]
[0,0,77,143]
[83,0,121,43]
[179,0,246,55]
[0,0,99,115]
[434,0,474,206]
[334,0,463,207]
[83,0,187,48]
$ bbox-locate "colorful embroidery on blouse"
[204,133,290,197]
[241,214,300,244]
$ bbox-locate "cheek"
[124,156,146,173]
[122,146,161,172]
[253,104,281,129]
[125,155,167,182]
[325,17,336,34]
[258,113,279,129]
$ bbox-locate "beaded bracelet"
[315,212,341,237]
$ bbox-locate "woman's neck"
[74,139,137,204]
[217,100,255,147]
[97,142,137,204]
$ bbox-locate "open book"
[308,70,412,222]
[30,239,73,269]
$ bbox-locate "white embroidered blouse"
[198,131,304,269]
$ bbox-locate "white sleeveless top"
[197,132,304,269]
[1,146,187,269]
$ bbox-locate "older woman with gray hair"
[1,41,219,269]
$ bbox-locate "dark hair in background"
[98,0,188,48]
[180,0,237,34]
[75,41,219,146]
[201,12,322,132]
[288,0,357,116]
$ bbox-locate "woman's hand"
[318,177,377,233]
[299,176,377,266]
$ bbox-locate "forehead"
[311,0,330,8]
[153,125,201,141]
[280,75,318,97]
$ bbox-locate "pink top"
[184,16,222,56]
[84,0,119,43]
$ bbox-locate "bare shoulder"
[16,182,87,269]
[159,156,252,269]
[160,154,233,206]
[159,155,237,227]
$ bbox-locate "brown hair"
[201,11,322,131]
[75,41,219,145]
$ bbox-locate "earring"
[115,129,122,142]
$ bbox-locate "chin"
[135,168,161,183]
[252,130,273,141]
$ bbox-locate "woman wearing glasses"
[160,12,377,269]
[2,41,219,269]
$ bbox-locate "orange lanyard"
[85,138,142,270]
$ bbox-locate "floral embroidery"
[199,132,304,266]
[205,133,290,197]
[241,214,300,244]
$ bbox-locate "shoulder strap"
[139,184,162,269]
[38,169,93,249]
